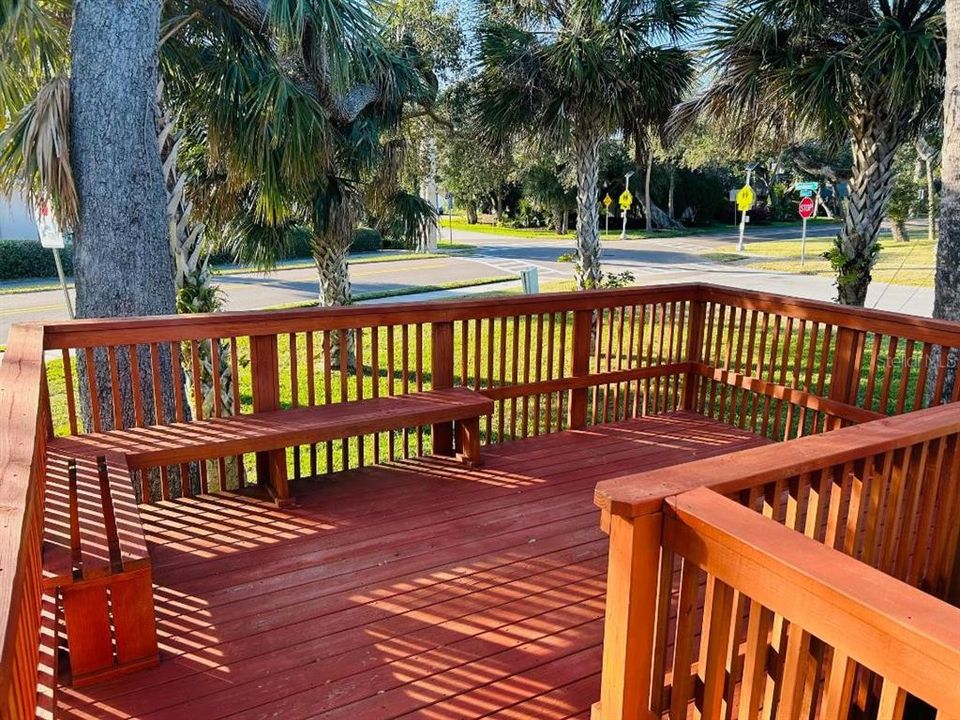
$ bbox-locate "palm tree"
[682,1,945,306]
[472,0,699,289]
[182,0,435,310]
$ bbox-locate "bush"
[0,240,74,280]
[350,227,382,253]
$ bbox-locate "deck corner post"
[682,299,707,411]
[829,326,860,428]
[569,309,594,429]
[431,321,456,455]
[597,511,662,720]
[249,333,290,503]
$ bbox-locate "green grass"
[712,233,935,288]
[442,216,694,241]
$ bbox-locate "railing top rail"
[666,488,960,710]
[36,282,960,351]
[699,284,960,346]
[38,284,696,349]
[595,401,960,518]
[0,324,46,697]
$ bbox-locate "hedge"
[0,240,74,280]
[1,227,385,281]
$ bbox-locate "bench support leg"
[61,567,159,687]
[456,417,482,468]
[432,421,455,457]
[259,448,294,508]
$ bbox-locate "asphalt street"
[0,221,935,346]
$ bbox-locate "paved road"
[0,221,935,346]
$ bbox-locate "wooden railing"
[0,325,50,720]
[593,401,960,720]
[6,283,960,716]
[661,488,960,719]
[35,284,960,503]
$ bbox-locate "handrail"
[665,488,960,714]
[0,324,48,719]
[39,283,960,349]
[595,399,960,519]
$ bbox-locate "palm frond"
[0,74,76,228]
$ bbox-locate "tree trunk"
[834,111,901,305]
[644,151,653,232]
[312,197,356,366]
[561,210,569,234]
[891,218,910,243]
[572,119,602,289]
[552,207,564,234]
[466,201,478,225]
[70,0,175,434]
[927,160,937,244]
[418,136,439,253]
[935,0,960,323]
[930,0,960,407]
[494,190,504,224]
[668,164,675,220]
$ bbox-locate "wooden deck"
[55,412,769,720]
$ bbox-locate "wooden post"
[431,321,455,455]
[594,510,662,720]
[569,309,594,429]
[829,327,860,429]
[249,334,291,506]
[682,300,707,411]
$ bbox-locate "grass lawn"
[710,233,935,288]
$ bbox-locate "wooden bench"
[42,452,159,687]
[48,387,494,506]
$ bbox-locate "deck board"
[55,411,769,720]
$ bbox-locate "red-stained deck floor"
[56,411,769,720]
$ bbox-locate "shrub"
[0,240,74,280]
[351,227,383,253]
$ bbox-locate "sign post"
[735,184,755,251]
[603,193,612,236]
[798,195,816,269]
[35,200,74,319]
[619,171,634,240]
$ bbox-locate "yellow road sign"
[619,190,633,210]
[603,194,612,208]
[736,185,755,212]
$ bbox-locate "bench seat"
[42,453,158,687]
[48,388,494,505]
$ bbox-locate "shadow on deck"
[55,412,769,720]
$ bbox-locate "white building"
[0,190,38,241]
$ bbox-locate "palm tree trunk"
[936,0,960,323]
[71,0,175,433]
[927,159,937,244]
[930,0,960,406]
[572,119,602,289]
[834,110,901,305]
[156,82,239,492]
[891,218,910,243]
[312,198,356,366]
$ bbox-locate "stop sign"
[798,196,815,219]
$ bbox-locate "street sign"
[34,199,74,319]
[736,185,754,212]
[35,201,65,249]
[603,194,612,209]
[795,181,819,198]
[619,190,633,210]
[798,196,815,219]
